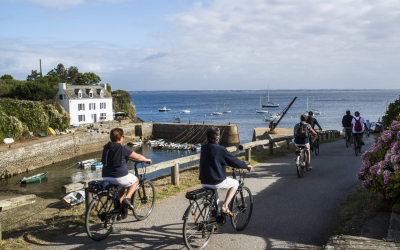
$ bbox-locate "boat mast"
[307,97,308,112]
[267,84,270,103]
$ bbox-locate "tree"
[47,63,67,82]
[67,66,79,83]
[74,72,101,85]
[0,74,13,80]
[27,70,40,81]
[105,83,111,92]
[382,96,400,130]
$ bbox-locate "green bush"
[43,101,70,131]
[0,111,28,141]
[382,96,400,130]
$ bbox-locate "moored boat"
[20,172,48,184]
[159,106,171,112]
[91,162,103,169]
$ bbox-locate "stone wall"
[0,127,135,179]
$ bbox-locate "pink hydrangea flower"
[394,164,400,170]
[390,120,400,131]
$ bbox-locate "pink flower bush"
[357,120,400,199]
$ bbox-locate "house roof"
[65,85,112,99]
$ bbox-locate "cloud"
[141,53,169,62]
[14,0,133,9]
[2,0,400,90]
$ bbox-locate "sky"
[0,0,399,91]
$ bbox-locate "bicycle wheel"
[183,199,214,250]
[85,192,116,241]
[314,139,319,156]
[354,139,359,156]
[230,186,253,231]
[345,134,349,147]
[296,159,303,178]
[132,180,155,221]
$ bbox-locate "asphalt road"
[40,136,372,250]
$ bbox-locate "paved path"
[40,136,372,250]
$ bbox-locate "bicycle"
[295,146,307,178]
[345,128,352,148]
[182,168,253,250]
[353,134,362,156]
[85,160,155,241]
[309,132,320,156]
[365,128,370,138]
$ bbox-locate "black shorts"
[353,132,363,136]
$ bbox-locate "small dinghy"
[20,172,48,184]
[78,159,96,168]
[62,190,85,207]
[91,162,103,169]
[3,138,14,144]
[128,139,142,147]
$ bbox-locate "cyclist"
[101,128,151,210]
[342,110,353,140]
[351,111,366,146]
[306,111,322,145]
[294,114,317,171]
[199,127,252,217]
[365,120,371,135]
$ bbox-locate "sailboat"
[311,97,321,115]
[223,104,231,113]
[262,84,279,108]
[256,96,269,113]
[213,101,222,115]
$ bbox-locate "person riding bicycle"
[294,114,317,171]
[199,127,252,217]
[342,110,353,140]
[365,120,371,134]
[351,111,366,146]
[101,128,152,210]
[306,111,322,145]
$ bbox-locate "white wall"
[69,98,113,125]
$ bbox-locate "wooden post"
[326,133,328,140]
[245,148,251,162]
[269,142,273,154]
[330,132,333,139]
[318,134,321,144]
[171,163,179,185]
[85,188,93,212]
[286,139,290,149]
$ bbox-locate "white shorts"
[103,173,137,191]
[201,177,239,190]
[295,143,310,150]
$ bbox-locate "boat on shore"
[128,139,142,147]
[159,106,172,112]
[63,190,85,207]
[20,172,48,184]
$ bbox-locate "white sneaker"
[306,166,313,171]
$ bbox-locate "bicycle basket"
[87,180,112,193]
[185,188,213,200]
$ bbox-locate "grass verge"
[332,183,395,236]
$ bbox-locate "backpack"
[354,117,362,132]
[296,122,309,139]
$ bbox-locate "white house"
[57,83,113,125]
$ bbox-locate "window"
[78,92,82,98]
[100,113,107,120]
[78,104,85,111]
[59,95,63,100]
[100,90,104,98]
[89,103,96,110]
[89,92,93,98]
[100,103,106,109]
[78,115,85,122]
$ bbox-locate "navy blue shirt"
[199,142,248,185]
[102,146,133,178]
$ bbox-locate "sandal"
[221,207,236,218]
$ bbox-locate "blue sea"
[1,89,398,197]
[131,89,400,143]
